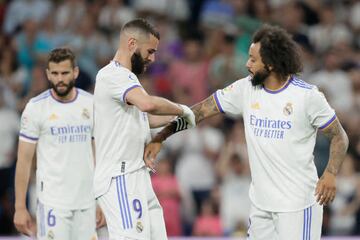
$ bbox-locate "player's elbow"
[137,98,157,113]
[342,131,349,151]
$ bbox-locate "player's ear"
[266,64,273,72]
[45,68,51,79]
[128,37,137,53]
[74,66,80,79]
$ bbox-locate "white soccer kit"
[19,89,96,239]
[214,76,335,239]
[94,61,166,240]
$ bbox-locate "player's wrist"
[152,134,166,143]
[177,104,185,116]
[15,205,27,211]
[325,165,338,176]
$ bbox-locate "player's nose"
[246,59,251,69]
[148,54,155,63]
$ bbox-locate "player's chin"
[55,88,69,96]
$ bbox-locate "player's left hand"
[96,205,106,229]
[315,171,336,205]
[143,141,162,172]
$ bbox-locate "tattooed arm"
[152,95,221,142]
[315,118,349,205]
[321,119,349,175]
[143,96,221,167]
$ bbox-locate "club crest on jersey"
[283,102,293,116]
[47,230,54,240]
[82,108,90,119]
[136,221,144,233]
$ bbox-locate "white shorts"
[247,203,323,240]
[36,201,97,240]
[97,167,167,240]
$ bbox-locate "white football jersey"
[93,61,150,198]
[214,76,336,212]
[19,89,94,210]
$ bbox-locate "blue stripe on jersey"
[263,79,291,94]
[32,90,51,103]
[19,133,39,141]
[303,208,306,240]
[122,85,142,103]
[77,88,93,98]
[116,177,126,229]
[306,207,309,240]
[290,81,313,90]
[291,78,313,89]
[303,207,312,240]
[319,114,337,130]
[309,206,312,239]
[119,176,130,229]
[40,202,45,236]
[213,92,224,113]
[121,175,133,228]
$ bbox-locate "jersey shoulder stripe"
[291,77,314,90]
[31,90,51,103]
[77,88,93,98]
[19,133,39,141]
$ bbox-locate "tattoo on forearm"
[152,96,220,143]
[322,119,349,175]
[192,96,219,123]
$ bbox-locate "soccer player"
[144,24,349,239]
[93,18,195,239]
[13,48,101,239]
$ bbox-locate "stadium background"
[0,0,359,238]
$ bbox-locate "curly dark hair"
[252,24,303,78]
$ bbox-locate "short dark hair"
[47,48,76,68]
[252,24,303,78]
[122,18,160,40]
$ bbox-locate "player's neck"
[113,50,131,71]
[264,74,291,91]
[51,88,77,103]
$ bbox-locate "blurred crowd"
[0,0,359,237]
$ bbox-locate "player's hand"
[315,171,336,205]
[143,142,162,172]
[179,104,196,128]
[96,205,106,229]
[13,208,36,237]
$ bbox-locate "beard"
[50,80,75,97]
[131,50,150,75]
[250,68,270,87]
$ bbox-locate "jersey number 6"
[48,209,56,227]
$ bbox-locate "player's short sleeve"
[213,78,248,116]
[108,71,142,104]
[19,102,40,143]
[306,86,336,129]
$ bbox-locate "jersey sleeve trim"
[213,92,224,113]
[122,85,142,103]
[19,133,38,143]
[318,114,337,130]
